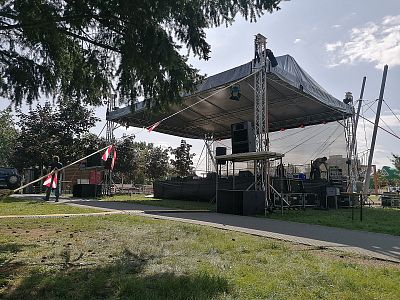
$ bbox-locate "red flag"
[147,121,160,133]
[102,145,112,161]
[43,173,57,188]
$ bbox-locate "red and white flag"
[102,145,117,170]
[102,145,112,161]
[111,146,117,170]
[147,121,160,133]
[43,173,57,188]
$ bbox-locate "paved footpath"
[7,196,400,263]
[59,199,400,263]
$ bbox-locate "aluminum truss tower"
[253,34,271,204]
[103,95,116,195]
[344,97,359,192]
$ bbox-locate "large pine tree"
[0,0,281,107]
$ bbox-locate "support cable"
[283,125,332,154]
[195,143,206,171]
[302,124,342,165]
[362,101,399,137]
[383,99,400,123]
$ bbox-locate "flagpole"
[12,145,112,194]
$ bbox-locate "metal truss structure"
[204,134,216,173]
[103,95,116,196]
[253,34,271,205]
[344,103,359,192]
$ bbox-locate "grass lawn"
[265,207,400,236]
[0,214,399,299]
[0,197,102,216]
[101,194,216,211]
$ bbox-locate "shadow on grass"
[1,249,229,300]
[0,243,39,290]
[0,196,41,204]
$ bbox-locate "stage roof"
[107,55,352,139]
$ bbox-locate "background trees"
[0,107,18,166]
[144,145,170,181]
[0,0,281,107]
[170,140,195,177]
[10,102,99,170]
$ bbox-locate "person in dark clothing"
[275,162,286,178]
[44,156,63,202]
[310,157,327,180]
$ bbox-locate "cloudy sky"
[2,0,399,171]
[119,0,399,171]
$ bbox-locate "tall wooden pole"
[363,65,388,210]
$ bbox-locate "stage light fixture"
[230,85,241,101]
[343,92,353,104]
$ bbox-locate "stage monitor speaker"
[103,157,112,170]
[231,121,256,154]
[86,153,102,167]
[272,178,289,193]
[216,147,227,165]
[73,184,102,197]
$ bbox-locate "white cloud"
[382,15,400,25]
[332,24,341,28]
[325,15,400,68]
[325,41,343,52]
[294,38,302,44]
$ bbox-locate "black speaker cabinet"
[73,184,102,197]
[216,147,227,165]
[217,190,265,215]
[231,121,256,154]
[86,153,102,167]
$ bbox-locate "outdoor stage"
[107,38,354,214]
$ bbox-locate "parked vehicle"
[0,167,22,190]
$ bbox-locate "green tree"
[170,140,196,177]
[11,102,99,170]
[144,144,169,181]
[0,107,18,166]
[113,136,139,183]
[0,1,281,107]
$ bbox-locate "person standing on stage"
[310,157,328,180]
